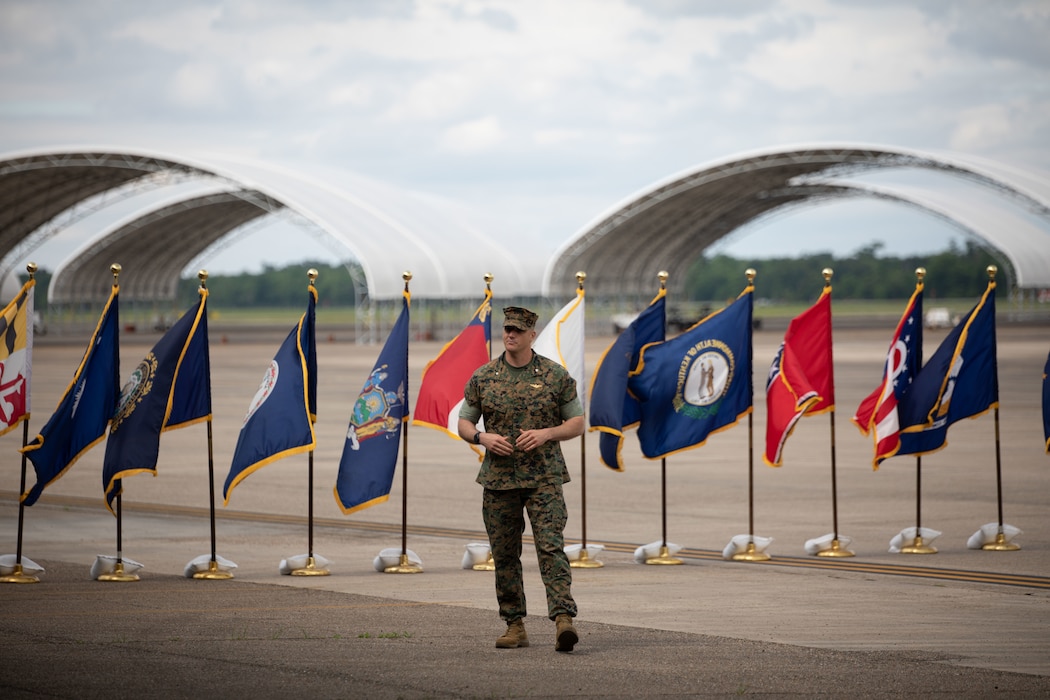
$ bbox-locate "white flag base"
[184,553,238,579]
[280,553,331,576]
[968,523,1022,551]
[723,534,773,561]
[890,526,941,554]
[374,547,423,573]
[634,540,683,565]
[461,543,492,569]
[805,533,855,557]
[92,554,144,581]
[0,554,45,583]
[566,543,605,568]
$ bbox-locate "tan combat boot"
[495,619,529,648]
[554,614,578,652]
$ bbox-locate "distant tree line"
[174,261,362,307]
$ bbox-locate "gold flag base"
[0,564,40,584]
[193,560,235,580]
[472,552,495,571]
[816,539,855,558]
[97,562,140,582]
[384,553,423,574]
[291,557,331,576]
[645,545,683,565]
[900,536,937,554]
[571,549,604,569]
[982,532,1020,551]
[732,542,771,562]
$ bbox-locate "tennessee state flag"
[334,288,410,514]
[0,277,34,437]
[763,285,834,467]
[412,289,491,442]
[223,286,317,504]
[21,283,121,506]
[628,284,753,459]
[102,289,211,512]
[588,288,666,471]
[852,281,923,469]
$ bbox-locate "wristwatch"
[472,431,482,444]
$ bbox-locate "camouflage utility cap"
[503,306,538,331]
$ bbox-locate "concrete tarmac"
[2,322,1048,698]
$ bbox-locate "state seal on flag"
[674,339,735,418]
[243,360,279,426]
[111,353,157,432]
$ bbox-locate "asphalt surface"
[2,323,1048,698]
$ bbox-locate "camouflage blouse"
[463,351,583,489]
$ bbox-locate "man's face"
[503,325,534,352]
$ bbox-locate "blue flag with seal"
[223,285,317,504]
[628,284,753,459]
[897,279,997,458]
[588,289,666,471]
[21,284,121,506]
[102,290,211,513]
[334,288,410,514]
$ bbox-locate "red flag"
[411,289,492,440]
[763,286,833,467]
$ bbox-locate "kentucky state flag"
[0,277,34,437]
[627,285,753,459]
[852,282,923,470]
[763,286,834,467]
[334,288,410,514]
[588,288,666,470]
[102,289,211,513]
[896,279,997,458]
[21,284,121,506]
[223,286,317,504]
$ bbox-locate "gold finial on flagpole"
[198,269,208,288]
[746,268,756,285]
[308,268,318,286]
[111,263,121,286]
[27,262,38,279]
[658,270,668,289]
[576,271,586,288]
[823,267,833,287]
[915,267,926,283]
[987,265,997,280]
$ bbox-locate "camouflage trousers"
[482,483,577,622]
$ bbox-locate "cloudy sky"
[2,0,1048,274]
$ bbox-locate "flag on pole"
[852,282,923,469]
[334,289,410,514]
[21,284,120,506]
[763,285,834,467]
[223,286,317,504]
[896,279,998,458]
[533,285,586,406]
[628,284,753,459]
[412,289,491,441]
[0,277,35,437]
[102,290,211,512]
[588,289,666,471]
[1042,350,1049,454]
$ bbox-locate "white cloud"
[438,116,505,153]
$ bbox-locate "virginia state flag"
[0,277,34,437]
[21,284,120,506]
[852,282,923,470]
[589,289,665,470]
[102,290,211,512]
[223,286,317,504]
[533,285,586,406]
[763,286,834,467]
[628,285,753,459]
[412,289,491,441]
[896,279,998,458]
[334,289,410,514]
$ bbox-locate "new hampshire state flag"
[896,279,997,458]
[0,277,34,437]
[589,288,665,470]
[102,290,211,512]
[334,289,410,514]
[223,286,317,504]
[627,285,753,459]
[21,284,120,506]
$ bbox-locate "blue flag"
[588,290,666,471]
[223,286,317,504]
[628,285,753,459]
[21,285,121,506]
[334,289,410,514]
[1042,350,1049,455]
[897,279,998,458]
[102,290,211,512]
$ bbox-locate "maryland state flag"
[628,284,753,459]
[852,282,923,469]
[589,288,666,470]
[763,286,834,467]
[223,286,317,504]
[896,278,997,458]
[0,277,34,437]
[102,289,211,512]
[334,289,410,514]
[21,284,120,506]
[533,285,586,405]
[412,289,491,441]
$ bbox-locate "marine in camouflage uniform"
[458,306,585,651]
